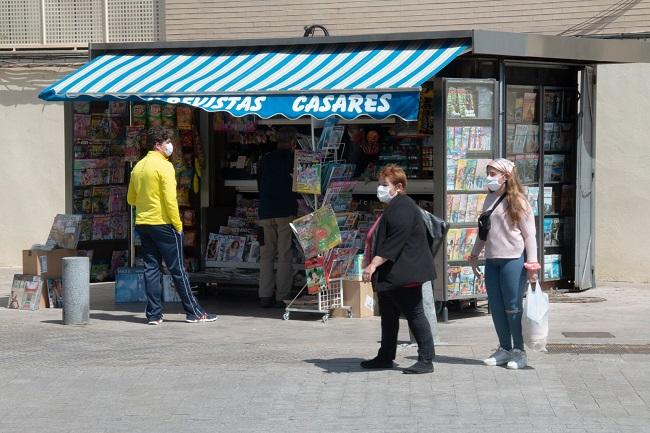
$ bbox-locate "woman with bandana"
[469,158,540,370]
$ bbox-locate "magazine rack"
[283,118,352,323]
[283,278,351,322]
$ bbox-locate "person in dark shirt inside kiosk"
[256,127,299,308]
[361,164,436,374]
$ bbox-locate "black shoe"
[403,361,434,374]
[360,357,394,369]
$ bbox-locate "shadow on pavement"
[304,357,369,373]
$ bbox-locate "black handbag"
[477,194,506,241]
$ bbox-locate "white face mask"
[377,185,394,203]
[486,175,504,192]
[162,141,174,157]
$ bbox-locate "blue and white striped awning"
[40,39,470,120]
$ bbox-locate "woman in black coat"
[362,164,436,374]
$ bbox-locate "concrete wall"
[594,63,650,283]
[164,0,650,40]
[0,68,70,266]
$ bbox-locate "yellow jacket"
[127,151,182,232]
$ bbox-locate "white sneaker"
[483,347,511,366]
[506,349,528,369]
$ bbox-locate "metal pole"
[311,117,318,209]
[40,0,47,45]
[103,0,110,42]
[62,257,90,325]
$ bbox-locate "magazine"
[325,247,358,279]
[147,104,163,128]
[305,257,327,294]
[290,204,341,259]
[293,150,323,195]
[124,126,144,162]
[543,217,562,246]
[46,277,63,308]
[46,214,82,249]
[245,240,260,263]
[176,106,193,130]
[522,92,537,122]
[527,187,540,216]
[322,181,355,211]
[205,233,221,265]
[8,274,43,310]
[110,250,129,279]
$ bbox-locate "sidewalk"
[0,266,648,433]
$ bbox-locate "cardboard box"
[22,249,77,308]
[343,280,377,318]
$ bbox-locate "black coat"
[372,195,436,292]
[257,149,298,220]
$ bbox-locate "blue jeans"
[485,255,527,351]
[136,224,206,321]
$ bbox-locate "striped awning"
[39,39,470,120]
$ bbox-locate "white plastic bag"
[522,281,549,352]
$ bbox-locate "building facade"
[2,1,649,283]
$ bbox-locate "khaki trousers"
[259,216,295,301]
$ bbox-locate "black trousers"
[377,285,435,363]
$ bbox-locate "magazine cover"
[176,106,193,130]
[124,126,144,162]
[522,92,537,122]
[131,104,147,127]
[46,214,82,249]
[305,256,327,294]
[73,101,90,114]
[335,212,359,230]
[290,204,341,259]
[527,187,540,216]
[8,274,43,310]
[46,277,63,308]
[110,250,129,279]
[447,267,461,299]
[205,233,220,266]
[115,267,146,303]
[246,240,260,263]
[325,247,358,279]
[317,117,339,149]
[459,267,475,296]
[161,104,176,128]
[222,236,246,262]
[147,104,163,128]
[92,215,113,240]
[74,114,91,139]
[293,150,323,195]
[323,181,355,212]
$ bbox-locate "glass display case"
[433,78,499,312]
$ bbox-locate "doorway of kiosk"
[192,110,437,297]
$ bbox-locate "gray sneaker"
[483,347,511,366]
[506,349,528,370]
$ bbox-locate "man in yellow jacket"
[127,127,216,325]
